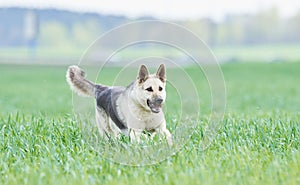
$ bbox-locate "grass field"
[0,62,300,184]
[2,44,300,64]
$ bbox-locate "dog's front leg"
[129,128,143,143]
[162,129,173,146]
[156,123,173,146]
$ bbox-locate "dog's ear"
[156,64,166,82]
[138,65,149,83]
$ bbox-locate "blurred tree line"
[0,8,127,49]
[1,7,300,49]
[181,7,300,46]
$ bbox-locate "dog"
[66,64,172,145]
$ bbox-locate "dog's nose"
[155,98,163,104]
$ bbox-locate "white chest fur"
[116,94,165,130]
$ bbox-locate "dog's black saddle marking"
[95,85,127,130]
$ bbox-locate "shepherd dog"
[66,64,172,145]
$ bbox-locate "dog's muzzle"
[147,97,163,113]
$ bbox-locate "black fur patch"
[95,85,127,130]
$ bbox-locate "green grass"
[2,44,300,63]
[212,44,300,62]
[0,62,300,184]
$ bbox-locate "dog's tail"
[66,65,95,97]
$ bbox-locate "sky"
[1,0,300,21]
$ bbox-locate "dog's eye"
[145,87,153,92]
[159,86,163,91]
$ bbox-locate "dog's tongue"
[150,106,160,113]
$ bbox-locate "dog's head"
[135,64,166,113]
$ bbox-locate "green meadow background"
[1,5,300,185]
[1,62,299,185]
